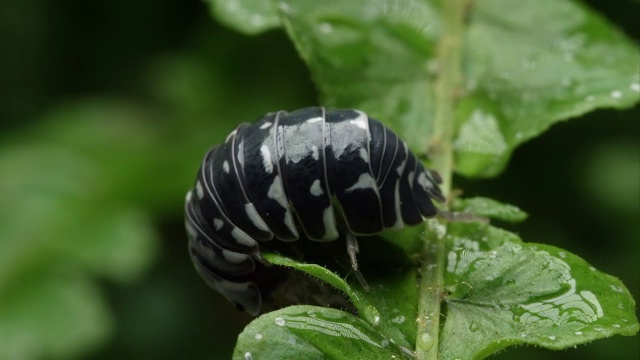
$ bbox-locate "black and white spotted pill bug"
[184,107,445,315]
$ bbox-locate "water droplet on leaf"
[274,317,285,326]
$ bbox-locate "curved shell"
[185,107,444,315]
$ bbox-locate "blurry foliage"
[0,0,638,359]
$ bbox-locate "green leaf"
[264,251,418,347]
[277,0,442,150]
[261,220,638,359]
[0,101,161,358]
[209,0,639,177]
[451,196,528,223]
[0,105,160,287]
[0,270,112,360]
[206,0,280,35]
[441,222,639,359]
[233,305,408,360]
[454,0,640,176]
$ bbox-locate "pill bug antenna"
[346,233,370,291]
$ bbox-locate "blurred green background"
[0,0,637,359]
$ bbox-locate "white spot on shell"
[283,212,298,237]
[237,141,245,170]
[260,145,273,173]
[260,121,272,129]
[311,145,320,161]
[196,181,204,199]
[223,160,230,173]
[185,223,197,238]
[322,206,339,240]
[231,227,256,247]
[213,218,223,231]
[245,203,269,231]
[222,250,248,264]
[392,179,404,229]
[350,111,368,129]
[395,152,407,175]
[268,175,288,208]
[267,176,298,237]
[359,147,369,163]
[310,179,324,196]
[345,173,377,193]
[417,172,434,191]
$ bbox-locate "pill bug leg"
[346,233,370,290]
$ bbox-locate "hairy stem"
[415,1,470,359]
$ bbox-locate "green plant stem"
[415,1,470,359]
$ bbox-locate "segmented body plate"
[185,107,444,315]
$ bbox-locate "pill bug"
[184,107,444,315]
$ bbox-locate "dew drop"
[589,266,596,271]
[391,315,406,324]
[610,90,622,99]
[254,333,262,340]
[227,1,239,11]
[274,317,285,326]
[548,335,557,340]
[469,321,480,333]
[558,251,567,258]
[421,333,432,344]
[381,339,390,347]
[594,327,603,331]
[278,2,291,14]
[622,319,629,323]
[617,303,625,309]
[318,22,332,34]
[586,95,595,102]
[374,315,381,325]
[244,352,253,360]
[612,324,621,328]
[574,331,583,335]
[520,333,527,338]
[631,83,640,92]
[515,132,524,140]
[249,14,264,27]
[610,285,624,293]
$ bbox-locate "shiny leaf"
[441,222,639,358]
[233,305,408,360]
[451,196,528,223]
